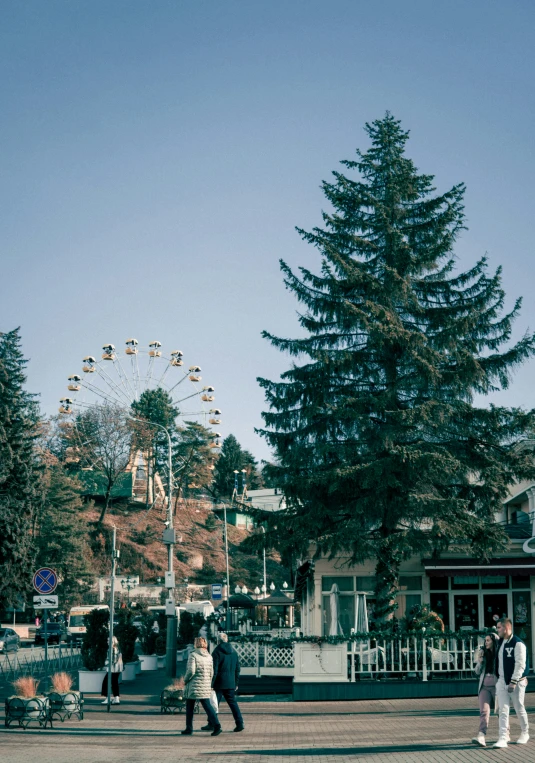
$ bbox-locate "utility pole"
[223,502,230,632]
[106,525,118,711]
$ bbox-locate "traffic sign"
[211,583,223,600]
[33,567,58,594]
[33,595,58,608]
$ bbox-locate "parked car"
[0,628,20,653]
[35,622,67,645]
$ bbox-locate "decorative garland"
[226,628,491,648]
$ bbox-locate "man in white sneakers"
[493,617,529,748]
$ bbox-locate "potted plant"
[155,630,167,669]
[79,608,109,692]
[160,677,184,714]
[48,672,84,722]
[5,676,50,729]
[115,615,139,682]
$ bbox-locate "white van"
[67,604,109,643]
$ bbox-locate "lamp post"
[129,415,176,677]
[120,576,137,605]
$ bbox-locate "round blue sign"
[33,567,58,594]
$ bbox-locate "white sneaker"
[516,733,529,745]
[101,698,109,704]
[472,734,486,747]
[493,738,508,748]
[111,697,120,705]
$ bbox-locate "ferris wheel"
[58,338,222,447]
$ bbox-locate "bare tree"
[66,403,133,525]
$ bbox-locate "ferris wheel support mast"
[129,415,177,678]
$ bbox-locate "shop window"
[512,575,531,589]
[454,594,479,630]
[481,576,509,590]
[451,576,479,590]
[396,593,422,619]
[483,593,508,628]
[321,576,354,592]
[513,591,531,646]
[429,576,449,591]
[430,593,450,629]
[322,594,355,636]
[356,577,376,592]
[399,576,422,591]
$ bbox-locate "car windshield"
[69,615,86,626]
[0,630,6,637]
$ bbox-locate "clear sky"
[1,0,534,462]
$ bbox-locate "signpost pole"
[44,614,48,689]
[224,503,230,633]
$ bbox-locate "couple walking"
[473,617,529,748]
[181,634,244,736]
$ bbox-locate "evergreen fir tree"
[257,115,535,621]
[213,434,264,497]
[35,466,94,609]
[0,328,43,608]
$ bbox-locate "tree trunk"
[98,486,112,525]
[373,533,401,624]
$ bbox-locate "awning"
[258,590,294,606]
[423,558,535,577]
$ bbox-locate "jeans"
[478,675,496,734]
[185,698,219,732]
[496,678,529,739]
[216,688,244,728]
[101,672,120,697]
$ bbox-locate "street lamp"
[270,582,275,591]
[282,581,288,590]
[241,585,248,595]
[120,576,138,605]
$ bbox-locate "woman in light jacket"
[472,632,500,746]
[101,635,123,705]
[181,636,221,736]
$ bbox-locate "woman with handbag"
[101,635,123,705]
[472,632,500,746]
[181,637,221,736]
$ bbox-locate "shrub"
[81,608,109,670]
[165,676,184,691]
[139,612,159,655]
[12,676,40,698]
[177,611,206,648]
[115,612,139,664]
[50,672,74,692]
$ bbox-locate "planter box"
[139,654,158,671]
[48,691,84,722]
[157,655,165,669]
[5,696,50,729]
[294,643,348,683]
[135,660,142,675]
[122,662,137,681]
[78,669,106,693]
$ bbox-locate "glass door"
[483,594,508,629]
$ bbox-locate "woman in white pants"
[493,617,529,748]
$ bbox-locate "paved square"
[2,674,535,762]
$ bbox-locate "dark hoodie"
[212,641,241,691]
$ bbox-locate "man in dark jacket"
[202,633,244,732]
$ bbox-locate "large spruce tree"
[0,328,43,608]
[258,114,535,621]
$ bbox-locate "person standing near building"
[101,635,123,705]
[472,632,499,746]
[493,617,529,748]
[181,636,221,736]
[202,632,244,733]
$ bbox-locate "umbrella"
[355,593,369,634]
[329,583,343,636]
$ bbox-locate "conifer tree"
[258,115,535,621]
[0,328,43,608]
[213,434,263,498]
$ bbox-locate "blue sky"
[1,0,534,461]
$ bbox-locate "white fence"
[0,645,83,683]
[231,635,483,682]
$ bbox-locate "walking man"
[202,633,244,733]
[493,617,529,748]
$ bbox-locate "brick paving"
[1,670,535,762]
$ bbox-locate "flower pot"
[48,691,83,721]
[78,669,107,693]
[5,696,50,729]
[122,662,137,681]
[139,654,158,671]
[160,689,185,714]
[135,660,142,675]
[157,655,165,669]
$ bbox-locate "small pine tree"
[257,114,535,621]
